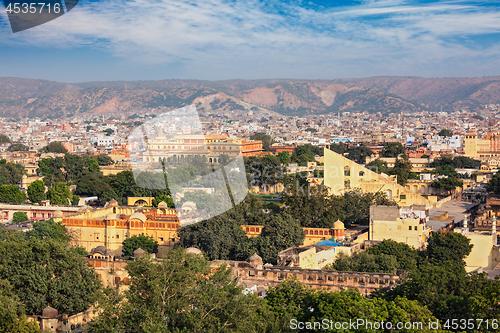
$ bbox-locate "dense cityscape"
[0,92,500,332]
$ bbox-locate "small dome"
[158,201,169,208]
[249,253,263,264]
[91,246,108,255]
[333,220,345,229]
[106,213,117,220]
[109,199,118,207]
[185,247,202,255]
[129,213,147,223]
[181,201,197,210]
[133,248,146,258]
[53,210,63,218]
[42,305,58,317]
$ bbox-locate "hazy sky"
[1,0,499,82]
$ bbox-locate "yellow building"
[455,215,500,271]
[369,205,432,249]
[464,130,500,159]
[277,243,361,269]
[57,200,180,257]
[323,148,431,206]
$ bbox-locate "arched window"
[359,171,365,176]
[344,166,350,176]
[344,180,350,189]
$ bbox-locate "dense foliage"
[121,234,159,257]
[88,249,274,333]
[0,232,100,316]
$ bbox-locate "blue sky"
[0,0,499,82]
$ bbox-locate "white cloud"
[0,0,500,79]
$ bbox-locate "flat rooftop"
[427,200,478,231]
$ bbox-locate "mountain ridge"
[0,76,499,118]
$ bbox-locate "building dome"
[185,247,202,255]
[129,213,147,223]
[109,199,118,207]
[333,220,345,229]
[181,201,197,210]
[42,305,58,318]
[133,248,146,258]
[53,210,63,218]
[158,201,169,209]
[91,246,108,255]
[106,213,117,220]
[249,253,263,264]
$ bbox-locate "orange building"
[58,201,180,257]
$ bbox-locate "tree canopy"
[0,236,100,315]
[438,129,453,137]
[6,143,29,152]
[87,249,272,333]
[12,212,29,224]
[250,133,273,151]
[121,234,159,257]
[39,141,68,154]
[381,142,405,158]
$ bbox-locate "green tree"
[39,141,68,154]
[282,184,344,228]
[218,153,231,166]
[88,249,271,333]
[0,185,26,204]
[245,155,285,187]
[27,180,45,204]
[121,234,159,257]
[430,177,463,195]
[249,213,305,264]
[343,189,397,226]
[290,144,321,166]
[389,155,413,186]
[366,158,388,174]
[425,230,473,266]
[71,195,80,206]
[381,142,405,157]
[0,237,101,315]
[250,133,273,151]
[366,239,420,270]
[488,172,500,194]
[6,143,29,152]
[103,128,114,136]
[12,212,29,224]
[277,151,290,165]
[175,209,252,261]
[385,262,500,322]
[346,146,373,164]
[435,164,458,177]
[438,129,453,137]
[0,279,44,333]
[266,277,442,333]
[26,219,71,243]
[0,160,25,186]
[451,156,481,169]
[0,134,11,144]
[88,159,101,173]
[96,155,114,166]
[325,251,398,273]
[152,194,175,208]
[37,157,65,186]
[46,182,72,205]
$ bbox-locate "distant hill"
[0,76,499,118]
